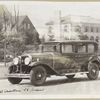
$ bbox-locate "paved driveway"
[0,74,100,99]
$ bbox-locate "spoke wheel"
[30,66,47,86]
[87,63,99,80]
[8,78,22,84]
[66,75,75,79]
[8,66,22,84]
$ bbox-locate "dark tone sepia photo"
[0,1,100,98]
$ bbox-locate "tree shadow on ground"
[19,77,100,87]
[42,77,100,86]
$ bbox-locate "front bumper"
[6,74,30,79]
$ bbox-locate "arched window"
[75,25,81,32]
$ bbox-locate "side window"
[88,44,94,53]
[77,45,86,53]
[62,44,73,53]
[56,45,60,52]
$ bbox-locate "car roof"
[43,40,98,45]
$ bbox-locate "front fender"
[97,56,100,63]
[29,61,43,67]
[29,61,59,75]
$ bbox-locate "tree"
[41,35,45,43]
[47,26,55,41]
[21,29,40,45]
[48,34,55,41]
[7,38,26,57]
[0,23,3,32]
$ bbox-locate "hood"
[22,52,59,62]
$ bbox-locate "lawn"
[0,63,10,79]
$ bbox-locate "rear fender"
[29,62,58,75]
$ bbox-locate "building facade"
[46,15,100,42]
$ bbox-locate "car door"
[53,43,77,74]
[74,43,95,66]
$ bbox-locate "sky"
[0,1,100,37]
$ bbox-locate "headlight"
[13,57,19,65]
[24,57,31,65]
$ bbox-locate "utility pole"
[3,9,7,67]
[4,37,6,67]
[59,10,62,41]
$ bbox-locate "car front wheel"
[30,66,47,86]
[8,78,22,84]
[8,66,22,84]
[87,63,99,80]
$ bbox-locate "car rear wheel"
[66,75,75,79]
[87,63,99,80]
[30,66,47,86]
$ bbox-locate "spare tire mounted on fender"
[87,62,99,80]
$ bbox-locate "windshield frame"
[41,43,61,53]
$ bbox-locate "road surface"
[0,73,100,97]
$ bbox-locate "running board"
[6,72,89,78]
[61,71,89,76]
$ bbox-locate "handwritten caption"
[0,88,44,93]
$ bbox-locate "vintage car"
[7,40,100,86]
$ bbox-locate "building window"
[75,25,81,32]
[84,26,88,32]
[24,23,27,29]
[91,27,94,32]
[64,25,67,32]
[28,24,30,29]
[98,28,100,33]
[96,27,99,33]
[96,36,99,42]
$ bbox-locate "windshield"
[42,44,60,52]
